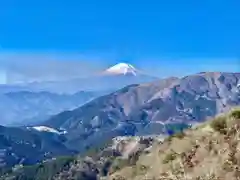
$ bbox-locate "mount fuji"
[54,62,159,93]
[0,63,158,94]
[69,63,158,92]
[103,63,139,76]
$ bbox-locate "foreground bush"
[210,116,227,134]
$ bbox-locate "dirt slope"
[108,108,240,180]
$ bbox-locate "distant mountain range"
[0,91,102,126]
[0,71,239,171]
[0,63,158,94]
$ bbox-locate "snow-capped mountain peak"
[104,63,138,76]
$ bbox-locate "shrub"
[210,116,227,134]
[165,131,186,143]
[162,151,177,164]
[230,109,240,119]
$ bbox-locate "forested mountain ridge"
[43,72,240,151]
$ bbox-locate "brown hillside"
[108,108,240,180]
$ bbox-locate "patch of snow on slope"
[29,126,67,135]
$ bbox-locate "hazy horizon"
[0,53,239,84]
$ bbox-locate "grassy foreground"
[108,108,240,180]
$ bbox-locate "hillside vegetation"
[109,108,240,180]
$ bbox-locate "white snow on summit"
[104,63,138,76]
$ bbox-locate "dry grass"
[107,108,240,180]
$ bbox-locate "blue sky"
[0,0,239,82]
